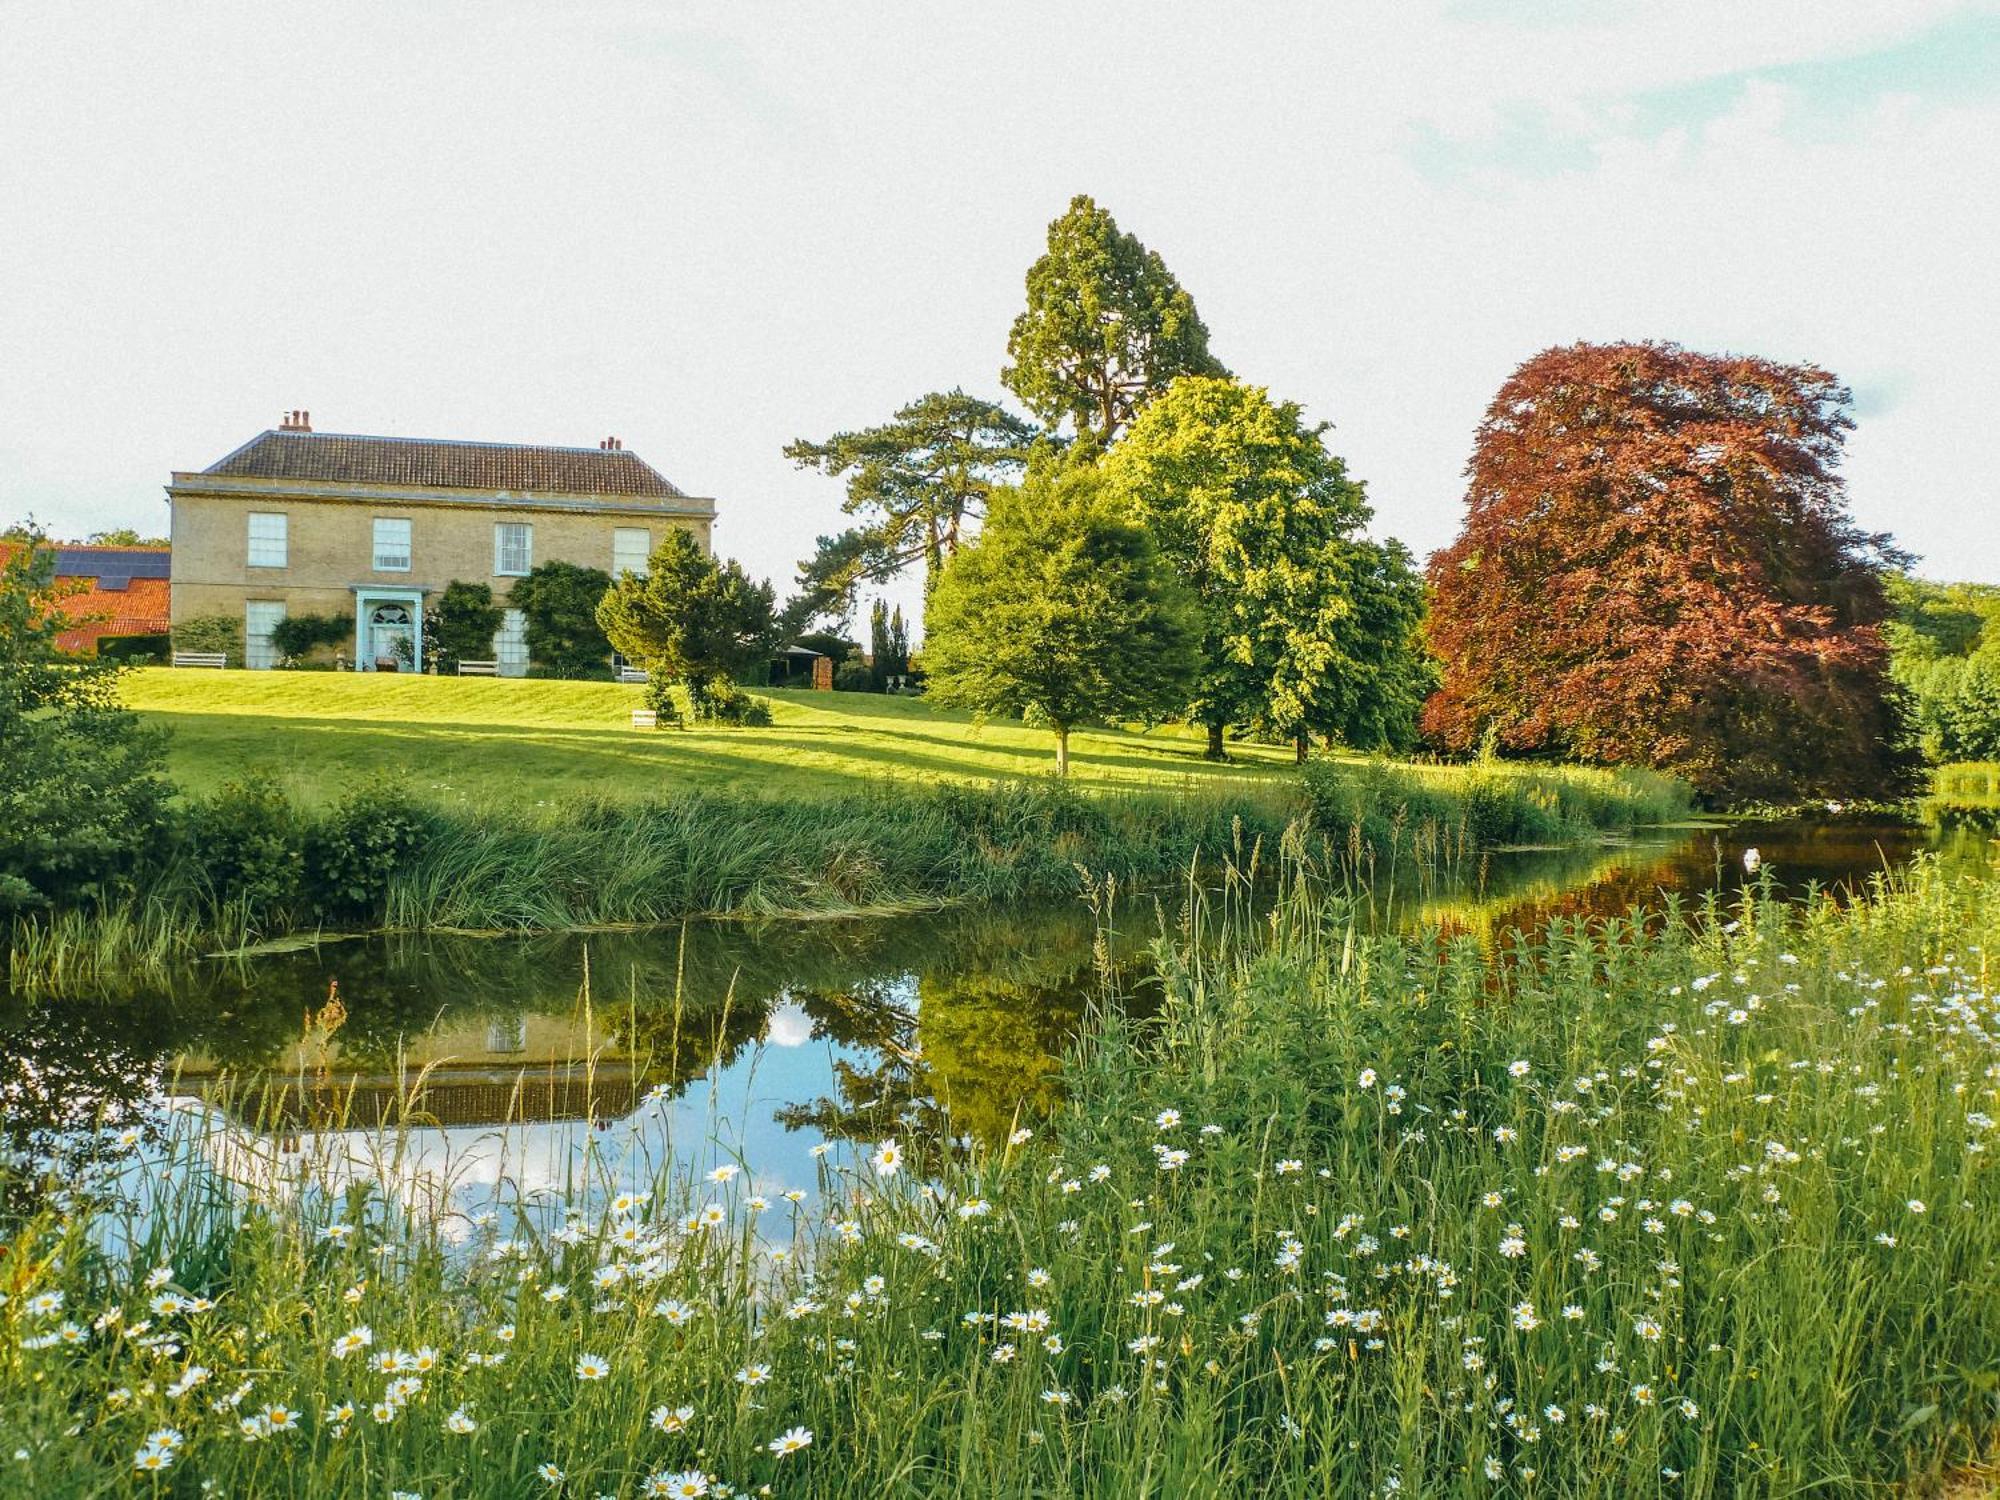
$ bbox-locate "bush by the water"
[3,854,1996,1495]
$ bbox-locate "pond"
[4,815,1992,1243]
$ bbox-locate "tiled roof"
[201,430,688,498]
[53,575,170,653]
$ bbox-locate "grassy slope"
[119,669,1297,806]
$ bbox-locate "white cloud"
[0,0,1993,593]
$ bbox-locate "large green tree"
[1422,341,1914,804]
[922,467,1198,776]
[0,533,171,914]
[784,389,1036,603]
[1102,376,1424,760]
[597,530,778,719]
[1003,194,1226,450]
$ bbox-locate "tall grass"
[5,844,1994,1495]
[8,761,1688,994]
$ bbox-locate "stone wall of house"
[168,488,712,628]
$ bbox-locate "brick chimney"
[599,436,622,450]
[279,409,312,432]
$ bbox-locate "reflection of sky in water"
[144,996,890,1247]
[35,818,1991,1255]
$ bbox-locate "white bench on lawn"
[631,708,658,729]
[617,666,649,684]
[457,660,499,676]
[171,651,228,669]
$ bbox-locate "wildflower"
[331,1324,372,1359]
[651,1404,695,1433]
[707,1163,740,1184]
[537,1463,565,1485]
[735,1363,772,1386]
[1027,1267,1053,1289]
[1358,1068,1378,1090]
[1155,1109,1182,1130]
[1041,1388,1073,1406]
[575,1353,611,1380]
[871,1140,903,1177]
[1498,1234,1527,1258]
[767,1426,813,1456]
[1509,1060,1531,1078]
[541,1284,569,1303]
[1633,1317,1663,1342]
[644,1473,711,1500]
[1512,1301,1541,1331]
[1009,1128,1033,1145]
[133,1445,174,1473]
[261,1403,299,1432]
[1908,1199,1927,1214]
[957,1198,992,1220]
[445,1407,477,1434]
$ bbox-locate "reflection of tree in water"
[0,999,174,1222]
[776,904,1163,1152]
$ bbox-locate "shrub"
[427,580,504,670]
[95,633,169,664]
[302,785,433,923]
[833,659,874,692]
[268,612,349,663]
[184,781,302,922]
[643,675,772,726]
[171,614,243,662]
[509,561,614,677]
[1,537,173,915]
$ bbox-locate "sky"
[3,0,1997,629]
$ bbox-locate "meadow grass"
[118,668,1302,803]
[5,848,1997,1496]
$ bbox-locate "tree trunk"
[1055,724,1070,778]
[1205,722,1226,761]
[1295,735,1309,765]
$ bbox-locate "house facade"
[166,412,714,672]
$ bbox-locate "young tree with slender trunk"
[922,467,1197,776]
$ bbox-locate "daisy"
[575,1353,611,1380]
[767,1425,813,1456]
[871,1140,903,1177]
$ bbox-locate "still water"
[4,816,1991,1240]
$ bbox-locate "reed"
[6,763,1688,995]
[5,848,1995,1495]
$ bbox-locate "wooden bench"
[617,666,650,684]
[630,709,658,729]
[171,651,228,669]
[456,659,499,676]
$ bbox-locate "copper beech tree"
[1422,342,1915,804]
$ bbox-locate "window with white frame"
[612,527,650,578]
[373,517,412,571]
[244,600,286,670]
[246,512,288,568]
[494,522,532,576]
[494,608,529,677]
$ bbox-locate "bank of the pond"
[6,760,1691,993]
[5,854,1995,1496]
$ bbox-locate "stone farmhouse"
[166,412,715,672]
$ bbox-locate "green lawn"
[120,669,1297,805]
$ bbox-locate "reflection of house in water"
[173,1009,675,1131]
